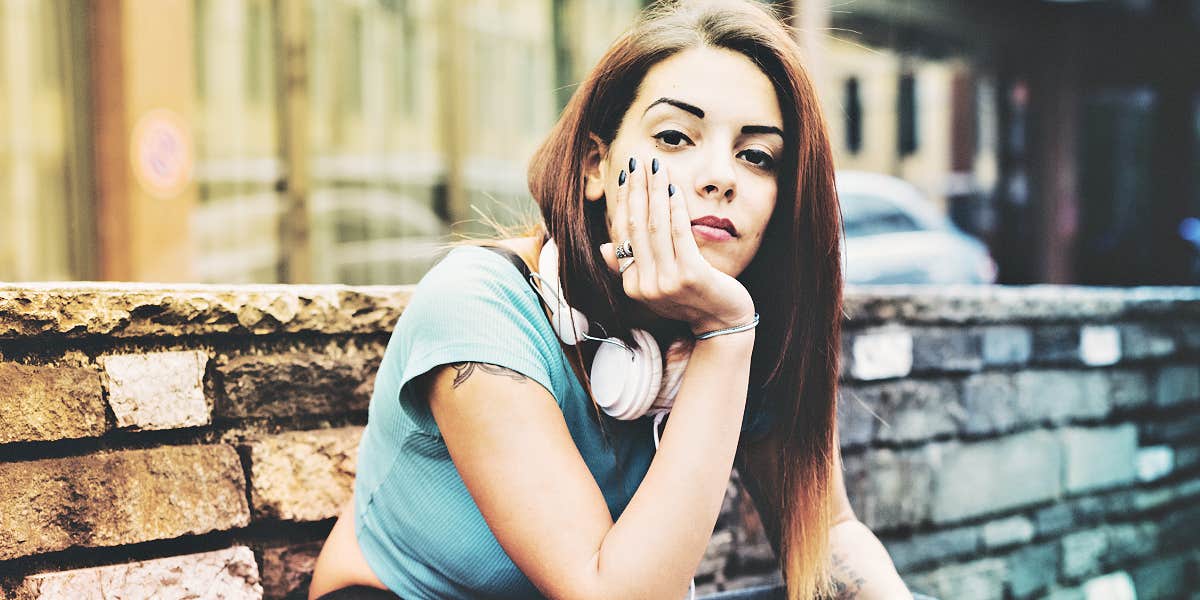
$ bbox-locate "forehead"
[632,46,782,127]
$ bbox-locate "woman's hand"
[599,155,756,335]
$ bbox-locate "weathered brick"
[836,386,878,447]
[911,327,983,372]
[1106,522,1158,564]
[842,448,932,531]
[1108,369,1152,411]
[1035,503,1075,538]
[0,445,249,560]
[1154,364,1200,407]
[19,546,262,599]
[100,350,209,430]
[1068,572,1137,600]
[261,541,322,600]
[1131,555,1190,600]
[839,379,959,444]
[217,341,383,418]
[845,327,912,381]
[1060,425,1137,494]
[1079,325,1121,366]
[882,525,978,572]
[1176,321,1200,352]
[980,515,1034,549]
[1061,528,1108,580]
[959,372,1019,434]
[1119,322,1177,360]
[1136,446,1174,482]
[0,360,106,444]
[904,558,1006,600]
[1015,370,1111,424]
[1140,412,1200,445]
[1032,325,1084,364]
[1007,542,1059,599]
[247,426,362,522]
[980,325,1033,366]
[930,431,1062,524]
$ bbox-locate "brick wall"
[0,283,1197,599]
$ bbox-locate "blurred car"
[837,170,997,285]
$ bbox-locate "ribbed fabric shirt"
[354,246,659,599]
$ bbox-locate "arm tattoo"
[830,551,867,599]
[449,362,529,388]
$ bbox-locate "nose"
[694,147,737,203]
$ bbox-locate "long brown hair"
[524,1,843,597]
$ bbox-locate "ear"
[582,133,609,203]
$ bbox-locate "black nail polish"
[651,158,659,174]
[618,170,626,186]
[628,157,637,173]
[668,183,676,197]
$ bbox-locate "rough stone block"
[911,327,983,372]
[100,350,209,430]
[1035,503,1075,538]
[1083,572,1137,600]
[840,379,959,444]
[836,386,878,447]
[1154,364,1200,407]
[1060,425,1137,494]
[0,445,249,560]
[19,546,262,599]
[1061,528,1108,580]
[1108,370,1152,411]
[1015,370,1111,424]
[959,372,1019,434]
[1141,412,1200,445]
[842,448,932,531]
[1032,325,1084,364]
[929,431,1062,524]
[1079,325,1121,366]
[904,558,1006,600]
[217,341,383,418]
[1007,542,1059,599]
[1137,446,1174,482]
[1106,522,1158,564]
[261,542,322,600]
[0,360,106,444]
[1119,322,1177,360]
[846,327,912,381]
[882,526,978,572]
[980,515,1034,549]
[247,426,363,522]
[980,325,1032,366]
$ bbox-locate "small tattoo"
[830,552,867,599]
[449,362,528,388]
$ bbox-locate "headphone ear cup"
[590,329,663,420]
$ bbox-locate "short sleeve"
[386,246,562,436]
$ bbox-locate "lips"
[690,215,738,237]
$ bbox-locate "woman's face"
[586,46,785,279]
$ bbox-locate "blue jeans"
[698,585,939,599]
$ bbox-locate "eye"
[738,149,775,171]
[652,129,693,148]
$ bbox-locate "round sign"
[130,109,193,199]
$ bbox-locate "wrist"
[690,312,759,340]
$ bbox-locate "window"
[898,73,918,156]
[845,77,862,154]
[841,193,923,238]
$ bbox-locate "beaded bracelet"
[694,313,760,340]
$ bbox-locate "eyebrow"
[644,97,784,138]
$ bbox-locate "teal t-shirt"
[354,245,659,599]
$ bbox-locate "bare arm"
[428,331,753,600]
[739,432,911,599]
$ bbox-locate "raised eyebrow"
[643,97,705,119]
[742,125,784,138]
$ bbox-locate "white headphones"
[528,239,690,422]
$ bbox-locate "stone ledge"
[0,283,410,339]
[18,546,262,599]
[0,445,250,560]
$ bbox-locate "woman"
[310,1,912,598]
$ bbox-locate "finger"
[625,155,655,286]
[647,157,676,278]
[599,242,619,274]
[669,180,706,269]
[611,166,638,287]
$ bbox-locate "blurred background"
[1,0,1198,286]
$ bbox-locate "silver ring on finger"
[615,240,634,259]
[619,257,636,274]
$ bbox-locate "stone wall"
[0,283,1197,599]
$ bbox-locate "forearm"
[593,333,753,599]
[828,519,912,599]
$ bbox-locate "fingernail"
[618,170,627,186]
[668,183,676,197]
[628,157,637,173]
[651,158,659,174]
